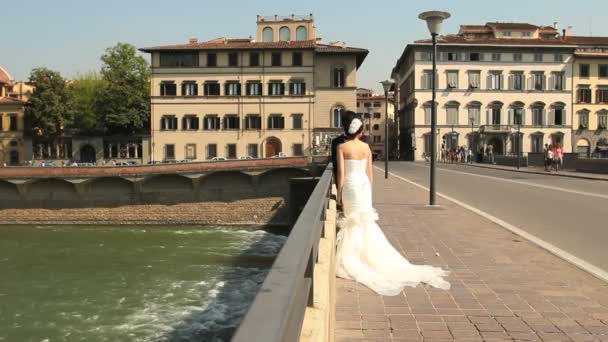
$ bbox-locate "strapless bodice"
[344,159,367,182]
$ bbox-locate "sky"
[3,0,608,93]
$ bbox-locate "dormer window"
[523,32,532,37]
[503,31,512,37]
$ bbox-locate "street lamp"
[381,79,394,179]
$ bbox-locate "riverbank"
[0,197,289,226]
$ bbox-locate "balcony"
[480,125,512,133]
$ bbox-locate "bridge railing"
[232,165,333,342]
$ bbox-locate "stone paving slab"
[335,169,608,342]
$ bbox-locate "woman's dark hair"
[344,112,364,139]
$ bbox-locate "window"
[447,52,460,61]
[160,115,178,130]
[268,115,285,129]
[227,144,237,159]
[160,81,176,96]
[182,81,198,96]
[596,88,608,103]
[446,103,459,125]
[424,104,432,125]
[224,82,241,96]
[424,134,432,154]
[491,53,501,61]
[578,87,592,103]
[262,27,273,42]
[513,53,522,62]
[292,52,303,66]
[203,115,220,130]
[165,144,175,160]
[9,114,18,131]
[531,134,544,153]
[247,144,259,158]
[373,124,380,130]
[598,112,608,129]
[373,136,381,143]
[552,133,563,147]
[580,64,590,78]
[289,81,306,95]
[534,53,543,62]
[333,67,346,87]
[503,31,512,37]
[245,115,261,129]
[250,52,260,67]
[468,71,480,88]
[446,70,458,88]
[490,105,502,125]
[296,26,308,41]
[552,107,565,126]
[579,111,590,129]
[373,112,381,119]
[182,115,199,130]
[468,104,480,126]
[421,70,433,89]
[223,115,240,130]
[271,52,282,66]
[488,71,503,90]
[373,102,381,107]
[469,52,481,61]
[333,107,344,128]
[228,52,238,67]
[207,53,217,67]
[0,114,3,131]
[532,105,545,126]
[600,64,608,78]
[554,54,564,62]
[292,114,303,129]
[511,134,523,154]
[159,52,198,67]
[523,31,532,37]
[293,144,304,156]
[268,81,285,96]
[532,72,545,90]
[364,113,371,119]
[204,82,220,96]
[553,72,565,90]
[207,144,217,159]
[246,81,262,96]
[510,72,524,90]
[512,107,525,126]
[279,27,290,41]
[185,144,197,160]
[419,52,432,61]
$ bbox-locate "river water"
[0,225,286,342]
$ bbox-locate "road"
[377,161,608,274]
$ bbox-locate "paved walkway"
[439,162,608,181]
[335,169,608,341]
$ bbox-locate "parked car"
[239,156,254,160]
[114,161,131,166]
[272,152,288,158]
[147,160,163,165]
[40,161,55,167]
[210,157,226,161]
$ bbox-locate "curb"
[446,162,608,182]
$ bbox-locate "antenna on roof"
[589,16,593,36]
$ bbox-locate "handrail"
[232,165,333,342]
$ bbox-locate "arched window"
[332,106,345,128]
[296,26,308,41]
[262,27,273,42]
[488,101,504,126]
[279,26,291,41]
[467,101,481,126]
[509,101,525,126]
[576,138,590,158]
[597,110,608,129]
[422,101,434,125]
[333,66,346,88]
[445,101,460,125]
[577,109,590,129]
[373,124,380,130]
[531,101,546,126]
[549,102,566,127]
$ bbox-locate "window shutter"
[499,74,504,90]
[562,109,566,126]
[486,74,492,89]
[542,109,547,126]
[280,83,285,95]
[289,83,294,95]
[542,75,547,90]
[302,83,306,95]
[182,117,187,130]
[486,109,490,125]
[548,110,554,126]
[508,74,513,90]
[181,83,186,96]
[508,109,514,125]
[527,76,533,90]
[421,73,427,89]
[549,75,555,91]
[161,118,166,130]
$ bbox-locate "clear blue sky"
[4,0,608,92]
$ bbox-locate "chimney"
[562,29,566,38]
[189,38,198,44]
[553,21,558,28]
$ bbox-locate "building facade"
[0,66,26,166]
[141,14,367,161]
[356,88,395,159]
[393,23,576,161]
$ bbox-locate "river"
[0,225,286,342]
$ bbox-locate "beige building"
[356,88,395,159]
[0,66,27,166]
[393,23,574,161]
[140,14,367,161]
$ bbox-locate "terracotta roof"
[140,38,318,51]
[486,22,539,30]
[0,97,23,105]
[563,36,608,46]
[460,25,492,33]
[539,26,559,32]
[415,35,572,46]
[0,66,11,84]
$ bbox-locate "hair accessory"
[348,118,363,134]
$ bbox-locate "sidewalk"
[441,161,608,182]
[335,169,608,342]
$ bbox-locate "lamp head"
[380,79,394,93]
[418,11,451,35]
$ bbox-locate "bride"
[335,117,450,296]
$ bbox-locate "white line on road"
[409,163,608,200]
[374,165,608,284]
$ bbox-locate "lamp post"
[419,10,450,206]
[380,80,394,179]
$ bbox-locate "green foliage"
[97,43,151,134]
[25,68,71,138]
[66,72,106,132]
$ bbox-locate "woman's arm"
[337,144,345,205]
[366,145,374,185]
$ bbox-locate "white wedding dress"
[336,159,450,296]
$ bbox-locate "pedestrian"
[546,145,555,172]
[488,145,494,164]
[543,144,550,171]
[467,146,473,163]
[555,143,564,171]
[331,110,357,209]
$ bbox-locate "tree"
[24,68,71,138]
[66,72,106,133]
[96,43,150,134]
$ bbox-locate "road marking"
[409,163,608,200]
[374,165,608,284]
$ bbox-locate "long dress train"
[335,159,450,296]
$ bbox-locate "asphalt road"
[378,161,608,273]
